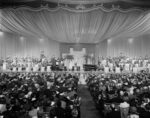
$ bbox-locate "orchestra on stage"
[1,54,150,73]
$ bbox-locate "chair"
[47,66,51,72]
[148,63,150,68]
[12,67,17,72]
[135,64,139,68]
[26,67,31,72]
[133,67,138,73]
[41,67,45,72]
[116,67,121,73]
[33,67,38,72]
[104,67,109,73]
[2,63,7,71]
[18,67,22,72]
[125,64,129,71]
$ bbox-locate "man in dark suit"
[141,104,150,118]
[107,107,121,118]
[50,101,66,118]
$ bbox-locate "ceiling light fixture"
[0,31,3,36]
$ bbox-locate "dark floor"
[78,85,101,118]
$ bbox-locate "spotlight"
[107,39,112,43]
[20,36,24,41]
[39,38,44,42]
[129,38,134,44]
[0,31,4,36]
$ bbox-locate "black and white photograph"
[0,0,150,118]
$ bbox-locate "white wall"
[107,35,150,57]
[1,32,150,59]
[0,32,60,58]
[96,34,150,58]
[95,40,107,58]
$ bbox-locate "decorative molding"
[76,4,86,10]
[1,0,150,11]
[3,4,145,13]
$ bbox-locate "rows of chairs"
[2,66,51,72]
[103,66,149,73]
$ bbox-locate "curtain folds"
[0,9,150,43]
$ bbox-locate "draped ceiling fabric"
[0,0,150,44]
[1,8,150,43]
[0,0,150,58]
[1,0,150,10]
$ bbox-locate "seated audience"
[0,72,80,118]
[87,71,150,118]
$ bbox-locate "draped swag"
[0,8,150,43]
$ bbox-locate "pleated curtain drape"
[1,8,150,43]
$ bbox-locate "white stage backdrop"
[60,43,95,56]
[0,32,60,58]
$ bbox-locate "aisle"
[78,85,101,118]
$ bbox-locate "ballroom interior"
[1,0,150,118]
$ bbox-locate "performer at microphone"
[74,63,78,71]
